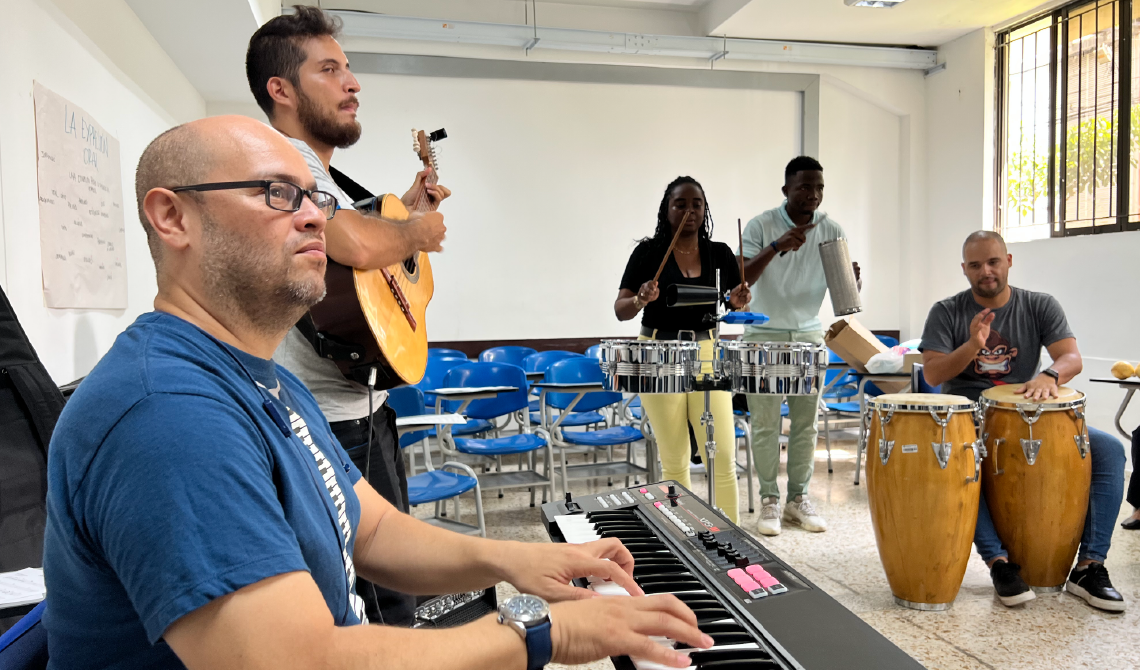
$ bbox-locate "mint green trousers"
[744,330,824,502]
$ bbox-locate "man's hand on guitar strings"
[406,211,447,253]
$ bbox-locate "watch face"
[504,594,549,623]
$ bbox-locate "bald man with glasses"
[42,116,710,670]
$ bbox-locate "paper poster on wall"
[33,81,127,309]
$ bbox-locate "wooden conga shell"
[980,386,1090,590]
[865,394,981,610]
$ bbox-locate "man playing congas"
[919,230,1126,612]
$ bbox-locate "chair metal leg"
[741,420,755,513]
[821,405,833,474]
[560,446,569,499]
[496,455,504,498]
[472,480,487,538]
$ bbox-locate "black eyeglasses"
[171,181,338,220]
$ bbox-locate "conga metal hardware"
[928,409,952,469]
[876,407,896,465]
[1014,404,1044,466]
[964,440,982,483]
[1072,407,1090,459]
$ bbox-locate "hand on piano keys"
[555,511,784,669]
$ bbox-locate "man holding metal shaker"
[740,156,860,536]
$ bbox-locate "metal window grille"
[996,0,1138,239]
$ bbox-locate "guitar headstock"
[411,127,447,173]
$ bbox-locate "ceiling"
[711,0,1055,47]
[546,0,1053,46]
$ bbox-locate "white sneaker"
[756,496,782,536]
[783,495,827,532]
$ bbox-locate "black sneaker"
[1066,564,1126,612]
[990,561,1036,606]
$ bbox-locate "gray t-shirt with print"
[919,287,1074,402]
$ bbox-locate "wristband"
[770,240,779,253]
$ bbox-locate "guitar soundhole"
[402,257,420,282]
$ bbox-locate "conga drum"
[980,385,1090,590]
[865,394,982,610]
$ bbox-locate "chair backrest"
[441,363,529,419]
[417,356,470,406]
[386,386,430,447]
[0,601,47,670]
[428,348,468,359]
[875,334,900,348]
[478,346,537,367]
[583,344,604,361]
[544,357,622,412]
[521,350,581,374]
[911,362,940,394]
[824,367,856,388]
[826,347,845,366]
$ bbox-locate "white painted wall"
[330,74,801,341]
[0,0,204,385]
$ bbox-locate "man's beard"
[199,209,326,336]
[297,87,361,149]
[972,278,1005,299]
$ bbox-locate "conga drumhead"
[981,385,1084,408]
[868,393,974,411]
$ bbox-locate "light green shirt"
[741,201,846,334]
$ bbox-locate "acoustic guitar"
[309,128,447,389]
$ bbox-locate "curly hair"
[645,176,714,243]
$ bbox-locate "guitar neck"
[413,159,440,213]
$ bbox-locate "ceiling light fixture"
[844,0,907,7]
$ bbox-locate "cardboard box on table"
[824,318,913,394]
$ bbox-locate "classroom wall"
[0,0,205,385]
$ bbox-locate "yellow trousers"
[638,336,739,523]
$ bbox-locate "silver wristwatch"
[497,594,550,640]
[498,594,553,670]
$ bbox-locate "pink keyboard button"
[653,502,663,508]
[639,488,648,493]
[738,578,762,592]
[745,565,766,578]
[726,569,746,580]
[758,575,780,589]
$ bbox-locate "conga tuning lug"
[1021,438,1042,465]
[964,440,982,483]
[879,439,895,465]
[1074,433,1089,458]
[931,442,951,469]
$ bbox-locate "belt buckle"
[677,330,697,342]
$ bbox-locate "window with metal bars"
[996,0,1140,240]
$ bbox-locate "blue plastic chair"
[542,357,647,496]
[429,348,468,359]
[416,357,494,438]
[386,386,485,536]
[440,363,553,506]
[478,346,537,368]
[521,351,603,427]
[584,344,604,361]
[912,362,940,394]
[875,334,900,348]
[0,601,47,670]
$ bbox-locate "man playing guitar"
[246,5,448,626]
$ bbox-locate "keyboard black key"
[640,581,707,594]
[690,607,733,623]
[688,649,774,664]
[676,632,754,648]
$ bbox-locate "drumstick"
[652,210,692,283]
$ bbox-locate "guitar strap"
[294,166,378,363]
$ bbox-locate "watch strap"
[524,619,553,670]
[1043,368,1060,381]
[769,240,779,253]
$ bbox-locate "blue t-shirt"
[43,312,366,669]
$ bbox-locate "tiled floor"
[413,428,1139,670]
